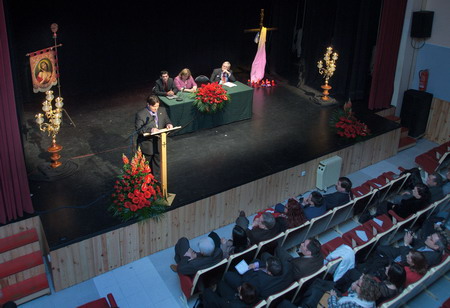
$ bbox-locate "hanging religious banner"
[29,48,58,93]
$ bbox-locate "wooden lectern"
[144,126,181,205]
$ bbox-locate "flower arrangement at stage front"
[330,100,370,139]
[192,82,230,113]
[110,148,167,222]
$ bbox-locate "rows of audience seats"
[415,141,450,174]
[175,158,450,307]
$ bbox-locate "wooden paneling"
[425,98,450,144]
[375,107,396,117]
[50,128,400,291]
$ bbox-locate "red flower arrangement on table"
[330,100,370,139]
[192,82,230,113]
[110,148,167,222]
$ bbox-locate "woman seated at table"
[174,68,198,93]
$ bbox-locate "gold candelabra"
[317,46,338,101]
[35,90,64,168]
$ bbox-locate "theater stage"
[20,78,400,289]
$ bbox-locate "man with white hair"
[170,236,223,275]
[210,61,236,83]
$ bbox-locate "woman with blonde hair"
[174,68,197,93]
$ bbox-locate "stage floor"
[21,80,399,249]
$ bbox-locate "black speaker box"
[411,11,434,38]
[400,89,433,138]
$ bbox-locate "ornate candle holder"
[35,90,64,168]
[317,47,338,101]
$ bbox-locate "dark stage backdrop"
[4,1,293,102]
[4,0,384,116]
[300,0,382,101]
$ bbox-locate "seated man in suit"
[202,281,259,308]
[377,183,431,219]
[223,254,294,299]
[426,172,444,203]
[170,236,223,276]
[153,70,179,96]
[301,191,326,220]
[374,229,447,268]
[324,177,353,210]
[276,238,324,280]
[442,168,450,195]
[389,172,443,204]
[238,212,280,245]
[210,61,236,83]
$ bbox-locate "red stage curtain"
[368,0,407,110]
[0,0,34,224]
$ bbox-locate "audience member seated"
[301,263,404,307]
[276,198,308,231]
[222,254,293,299]
[389,172,443,204]
[153,70,178,97]
[324,177,353,210]
[301,191,326,220]
[426,172,444,202]
[170,236,223,275]
[202,281,259,308]
[236,212,280,245]
[404,250,428,285]
[373,229,447,268]
[376,183,431,219]
[441,168,450,195]
[336,263,405,305]
[174,68,198,93]
[276,238,324,280]
[253,198,307,232]
[327,275,381,308]
[220,225,250,259]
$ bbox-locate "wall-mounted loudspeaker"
[411,11,434,38]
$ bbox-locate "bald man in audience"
[170,236,223,275]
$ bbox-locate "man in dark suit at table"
[210,61,236,83]
[153,70,179,96]
[135,95,173,180]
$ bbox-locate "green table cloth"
[159,81,253,135]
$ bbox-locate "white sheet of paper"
[373,217,383,227]
[223,82,237,87]
[356,230,368,242]
[235,259,249,275]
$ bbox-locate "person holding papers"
[174,68,197,93]
[210,61,236,83]
[223,254,293,299]
[135,95,173,180]
[153,70,179,97]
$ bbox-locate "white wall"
[391,0,450,112]
[426,0,450,47]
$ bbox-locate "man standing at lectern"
[135,95,173,180]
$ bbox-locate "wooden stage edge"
[2,128,401,291]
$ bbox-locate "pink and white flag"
[250,27,267,83]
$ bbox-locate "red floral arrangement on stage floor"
[193,82,230,113]
[110,148,167,222]
[330,100,370,139]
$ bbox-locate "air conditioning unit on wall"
[316,156,342,191]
